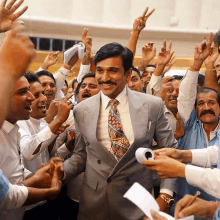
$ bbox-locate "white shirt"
[97,87,134,157]
[185,145,220,199]
[178,69,199,124]
[0,120,32,220]
[97,87,173,196]
[146,74,162,95]
[0,184,28,210]
[77,63,91,83]
[18,118,57,173]
[164,106,176,132]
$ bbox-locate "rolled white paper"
[135,148,154,164]
[64,42,85,63]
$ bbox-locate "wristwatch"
[159,194,175,207]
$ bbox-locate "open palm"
[0,0,28,33]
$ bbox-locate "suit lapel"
[83,93,117,168]
[109,89,149,177]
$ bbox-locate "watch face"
[169,199,175,207]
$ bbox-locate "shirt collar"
[101,87,128,109]
[2,120,19,134]
[164,105,172,114]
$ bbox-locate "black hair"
[198,74,205,87]
[132,66,141,78]
[64,80,68,88]
[146,64,156,68]
[167,75,183,82]
[196,87,220,106]
[93,42,133,73]
[35,70,56,84]
[74,73,96,99]
[72,78,78,89]
[24,72,40,83]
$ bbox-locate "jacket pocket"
[83,173,98,191]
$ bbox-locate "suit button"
[86,142,90,146]
[125,178,130,183]
[107,179,111,183]
[97,160,101,164]
[146,140,150,144]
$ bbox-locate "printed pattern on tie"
[108,99,130,161]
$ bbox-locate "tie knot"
[109,99,119,110]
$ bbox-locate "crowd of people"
[0,0,220,220]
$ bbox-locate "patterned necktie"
[108,99,130,161]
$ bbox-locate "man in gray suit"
[64,42,177,220]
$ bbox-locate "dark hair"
[196,87,220,106]
[132,66,141,78]
[72,78,78,89]
[146,64,156,69]
[214,30,220,53]
[64,80,68,88]
[167,75,183,82]
[93,42,133,73]
[35,70,56,84]
[24,72,40,83]
[74,73,96,99]
[198,74,205,87]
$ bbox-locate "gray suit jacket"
[64,88,177,220]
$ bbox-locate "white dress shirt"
[18,118,57,173]
[185,145,220,199]
[77,63,91,83]
[164,106,176,132]
[146,74,162,95]
[0,120,32,220]
[97,87,173,196]
[178,69,199,124]
[0,183,28,210]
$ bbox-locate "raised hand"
[82,28,92,55]
[163,57,178,74]
[44,99,60,123]
[191,33,213,70]
[157,40,175,66]
[142,42,156,63]
[0,23,35,78]
[133,7,155,33]
[204,42,219,69]
[157,76,174,100]
[41,51,59,70]
[0,0,28,33]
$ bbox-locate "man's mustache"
[200,109,215,117]
[98,80,117,86]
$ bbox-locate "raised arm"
[204,42,219,92]
[77,28,92,83]
[178,33,213,124]
[127,7,155,56]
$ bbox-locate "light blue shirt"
[213,206,220,220]
[174,109,220,219]
[0,170,9,203]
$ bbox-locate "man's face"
[38,75,56,105]
[29,81,47,119]
[126,70,143,92]
[95,56,131,99]
[77,77,100,103]
[141,67,155,89]
[164,79,180,113]
[196,91,220,124]
[61,84,68,96]
[7,77,35,124]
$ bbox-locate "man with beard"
[61,72,100,220]
[126,66,143,92]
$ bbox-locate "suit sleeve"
[153,99,178,194]
[64,113,87,182]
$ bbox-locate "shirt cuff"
[59,66,70,76]
[191,149,207,167]
[160,189,173,197]
[38,125,56,142]
[185,164,204,187]
[0,184,28,209]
